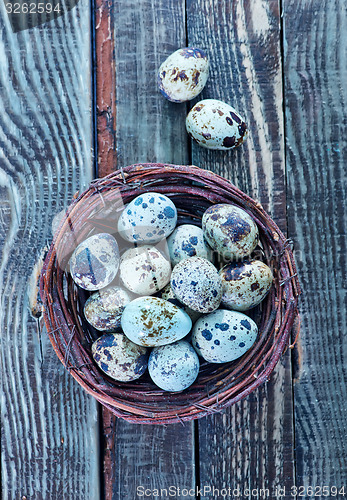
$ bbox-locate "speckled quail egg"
[84,286,133,331]
[121,297,192,347]
[69,233,120,291]
[91,332,148,382]
[167,224,213,266]
[148,340,200,392]
[202,204,259,260]
[192,309,258,363]
[117,192,177,244]
[171,257,222,313]
[186,99,247,150]
[220,260,273,311]
[119,245,171,295]
[158,47,209,103]
[158,283,202,323]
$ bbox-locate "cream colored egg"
[220,260,273,311]
[186,99,247,150]
[158,47,209,103]
[119,246,171,295]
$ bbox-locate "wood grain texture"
[95,0,118,172]
[96,1,195,499]
[284,0,347,490]
[0,2,99,499]
[186,0,296,496]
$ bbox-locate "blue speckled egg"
[92,332,148,382]
[119,245,171,295]
[202,204,259,260]
[69,233,120,291]
[84,286,133,331]
[117,192,177,244]
[158,283,202,324]
[171,257,222,313]
[121,297,192,347]
[158,47,209,103]
[148,340,200,392]
[191,309,258,363]
[167,224,213,266]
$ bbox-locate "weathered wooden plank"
[0,2,99,499]
[187,0,296,496]
[95,1,195,499]
[284,0,347,490]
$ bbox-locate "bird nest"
[40,163,300,424]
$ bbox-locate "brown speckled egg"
[69,233,120,291]
[171,257,222,313]
[121,297,192,347]
[119,245,171,295]
[92,333,148,382]
[220,260,273,311]
[202,204,259,260]
[84,286,133,331]
[158,47,209,103]
[186,99,247,150]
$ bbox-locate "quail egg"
[220,260,273,311]
[192,309,258,363]
[121,296,192,347]
[158,47,209,103]
[119,245,171,295]
[167,224,213,266]
[202,204,259,260]
[186,99,247,150]
[84,286,133,331]
[92,332,149,382]
[171,256,222,313]
[148,340,200,392]
[117,192,177,244]
[69,233,120,291]
[158,283,202,323]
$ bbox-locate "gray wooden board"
[284,0,347,492]
[0,2,99,499]
[187,0,296,497]
[102,1,195,499]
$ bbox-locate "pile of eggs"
[69,192,274,393]
[157,47,248,150]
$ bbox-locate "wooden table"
[2,0,346,498]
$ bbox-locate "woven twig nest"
[40,163,300,424]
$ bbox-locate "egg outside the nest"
[121,296,192,347]
[192,309,258,363]
[148,340,200,392]
[220,260,273,311]
[92,332,149,382]
[158,47,209,103]
[186,99,247,150]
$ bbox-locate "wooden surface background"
[1,0,346,499]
